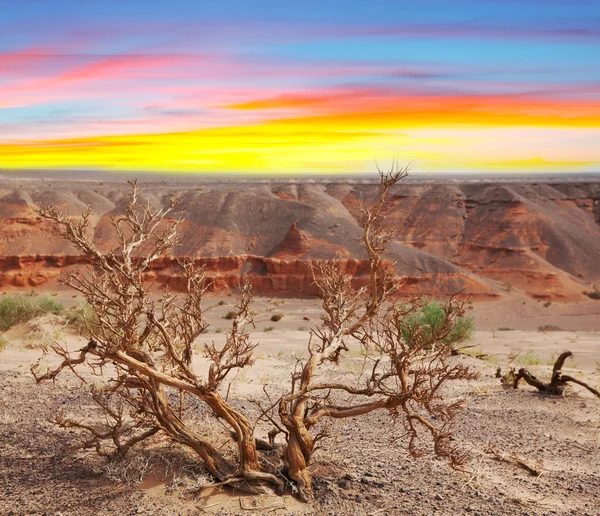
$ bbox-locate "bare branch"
[512,351,599,397]
[32,168,476,503]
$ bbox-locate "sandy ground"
[1,292,599,515]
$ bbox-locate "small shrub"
[518,350,542,366]
[0,293,63,331]
[65,302,99,333]
[263,326,275,332]
[302,316,310,321]
[543,300,552,307]
[223,311,236,320]
[484,354,499,366]
[218,300,227,306]
[498,327,514,331]
[0,333,8,352]
[585,290,600,300]
[400,300,474,348]
[297,326,309,331]
[270,314,284,322]
[537,324,562,332]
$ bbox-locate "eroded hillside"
[1,177,599,299]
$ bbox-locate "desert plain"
[0,175,599,515]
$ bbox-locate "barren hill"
[1,176,599,299]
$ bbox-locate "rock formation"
[270,222,312,257]
[1,176,599,298]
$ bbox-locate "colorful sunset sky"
[1,0,599,174]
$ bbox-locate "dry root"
[500,351,600,397]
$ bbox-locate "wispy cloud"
[1,2,599,173]
[326,19,600,42]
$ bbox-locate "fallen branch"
[558,375,600,397]
[510,351,600,397]
[484,443,542,477]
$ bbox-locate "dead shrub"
[32,168,477,502]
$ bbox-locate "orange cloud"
[230,88,600,128]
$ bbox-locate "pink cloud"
[0,46,403,111]
[0,49,246,109]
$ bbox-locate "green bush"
[0,293,63,331]
[263,326,275,332]
[223,311,237,320]
[0,333,8,352]
[518,350,542,366]
[400,300,474,348]
[586,290,600,300]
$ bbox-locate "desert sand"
[1,291,599,516]
[1,175,599,514]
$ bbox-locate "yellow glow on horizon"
[1,116,599,174]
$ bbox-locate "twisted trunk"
[154,387,283,493]
[151,387,235,479]
[282,417,314,502]
[203,392,261,473]
[202,392,284,493]
[279,354,319,501]
[113,350,282,491]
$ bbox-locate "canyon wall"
[1,177,599,299]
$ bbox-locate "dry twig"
[484,443,543,477]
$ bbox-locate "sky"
[0,0,599,175]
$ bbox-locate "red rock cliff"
[1,177,598,299]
